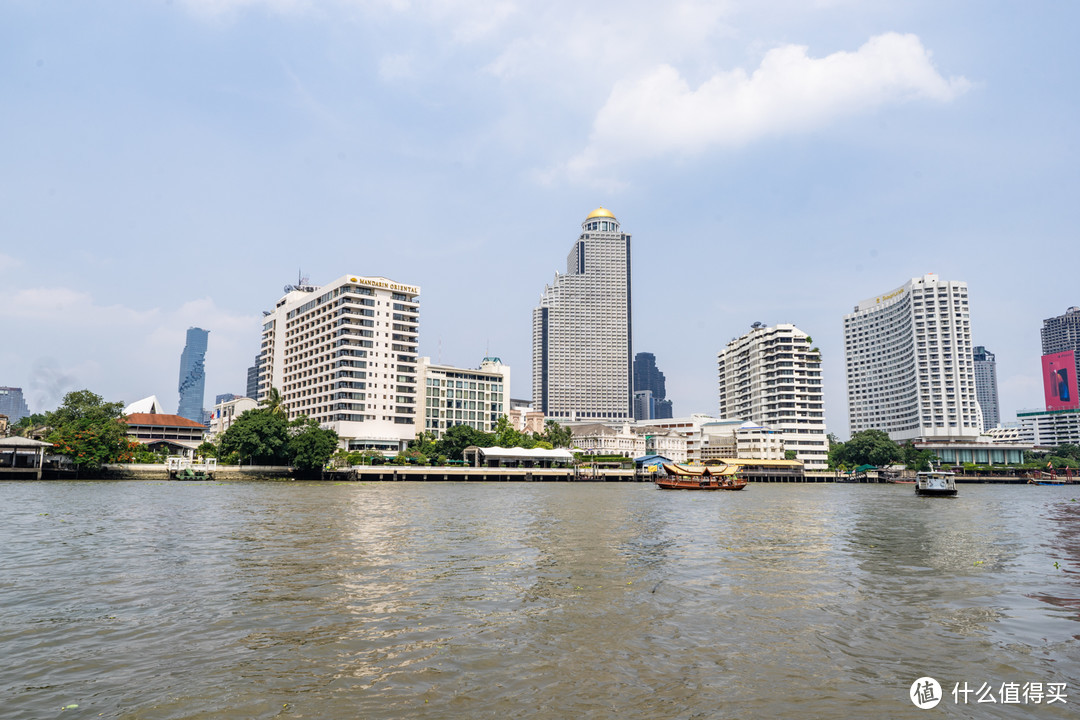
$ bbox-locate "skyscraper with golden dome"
[532,208,633,422]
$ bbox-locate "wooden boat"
[915,470,957,497]
[656,463,747,491]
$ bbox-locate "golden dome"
[586,207,616,220]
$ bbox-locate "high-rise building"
[633,351,673,420]
[258,275,420,454]
[246,354,261,400]
[717,323,828,469]
[532,207,632,422]
[1041,306,1080,400]
[972,346,1000,430]
[843,273,980,442]
[0,387,31,424]
[419,356,510,438]
[177,327,209,423]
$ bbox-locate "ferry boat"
[656,463,747,491]
[914,469,957,497]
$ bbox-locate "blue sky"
[2,1,1077,438]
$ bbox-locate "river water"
[1,481,1077,719]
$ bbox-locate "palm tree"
[264,387,286,419]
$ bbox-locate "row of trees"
[199,411,338,471]
[330,416,574,467]
[11,389,339,474]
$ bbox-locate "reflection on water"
[0,481,1077,719]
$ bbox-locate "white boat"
[915,470,957,497]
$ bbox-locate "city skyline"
[2,3,1078,438]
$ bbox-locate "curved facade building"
[843,274,980,442]
[532,208,632,421]
[177,327,208,423]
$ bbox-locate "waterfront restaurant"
[0,436,53,480]
[463,446,575,468]
[125,412,207,459]
[913,439,1029,466]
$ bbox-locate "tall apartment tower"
[259,275,419,453]
[532,208,632,421]
[972,346,1000,430]
[633,352,673,420]
[717,323,828,469]
[177,327,209,423]
[1041,306,1080,387]
[0,387,31,424]
[843,273,980,442]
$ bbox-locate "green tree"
[435,424,493,461]
[493,415,533,448]
[264,387,286,419]
[831,429,902,468]
[196,440,218,459]
[44,390,129,472]
[538,419,573,448]
[11,413,48,436]
[288,416,339,472]
[784,450,798,460]
[218,409,289,465]
[900,441,938,471]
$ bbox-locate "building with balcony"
[717,323,828,469]
[419,357,511,438]
[843,274,981,442]
[258,275,420,453]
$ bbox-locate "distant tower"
[633,352,673,420]
[0,387,31,424]
[1041,307,1080,395]
[532,208,633,421]
[177,327,209,423]
[246,354,261,400]
[972,346,1000,430]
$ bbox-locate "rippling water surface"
[1,481,1077,719]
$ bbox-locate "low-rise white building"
[1015,408,1080,447]
[209,397,259,438]
[572,423,645,458]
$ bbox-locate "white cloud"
[0,253,23,272]
[0,288,260,413]
[566,32,970,178]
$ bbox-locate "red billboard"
[1043,351,1079,411]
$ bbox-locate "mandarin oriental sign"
[350,277,419,295]
[876,288,905,304]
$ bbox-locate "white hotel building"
[533,208,633,422]
[258,275,420,453]
[717,323,828,470]
[843,273,981,442]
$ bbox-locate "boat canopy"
[663,463,738,477]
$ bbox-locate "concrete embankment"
[102,464,292,480]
